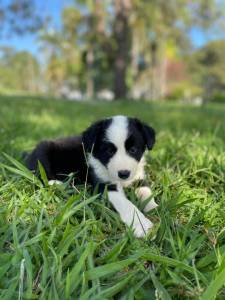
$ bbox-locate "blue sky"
[0,0,73,58]
[0,0,224,61]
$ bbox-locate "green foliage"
[0,0,43,35]
[166,81,203,101]
[40,2,114,95]
[211,92,225,104]
[188,40,225,99]
[0,96,225,298]
[37,0,225,99]
[0,48,40,94]
[0,1,225,99]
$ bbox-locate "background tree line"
[0,0,225,102]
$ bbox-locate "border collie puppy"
[26,115,157,237]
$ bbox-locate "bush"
[211,92,225,104]
[165,81,203,101]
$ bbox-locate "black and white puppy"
[26,115,157,237]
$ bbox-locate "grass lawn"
[0,95,225,299]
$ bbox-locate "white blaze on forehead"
[101,115,143,185]
[106,115,128,146]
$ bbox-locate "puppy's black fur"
[26,117,155,189]
[26,119,112,185]
[26,136,87,182]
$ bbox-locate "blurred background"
[0,0,225,103]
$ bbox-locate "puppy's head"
[82,116,155,183]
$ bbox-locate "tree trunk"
[86,0,106,100]
[95,0,105,35]
[113,0,131,100]
[150,41,167,100]
[149,41,158,100]
[158,56,167,98]
[86,46,94,99]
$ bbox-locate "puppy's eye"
[106,146,116,155]
[107,148,114,155]
[128,146,137,154]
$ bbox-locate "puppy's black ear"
[82,120,105,152]
[134,118,156,150]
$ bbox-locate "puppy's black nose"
[118,170,130,179]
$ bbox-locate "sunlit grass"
[0,95,225,299]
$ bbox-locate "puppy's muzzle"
[118,170,130,180]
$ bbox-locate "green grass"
[0,95,225,299]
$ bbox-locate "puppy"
[26,115,157,237]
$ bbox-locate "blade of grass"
[85,255,142,280]
[150,269,172,300]
[93,273,135,299]
[202,267,225,300]
[38,161,49,186]
[67,242,95,294]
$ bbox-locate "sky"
[0,0,73,58]
[0,0,224,61]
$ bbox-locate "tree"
[113,0,132,99]
[40,1,111,97]
[39,7,84,95]
[127,0,224,100]
[0,0,43,36]
[188,40,225,99]
[39,0,225,100]
[78,0,110,98]
[0,47,40,92]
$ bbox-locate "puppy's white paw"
[48,180,62,186]
[135,186,152,201]
[133,214,153,238]
[144,198,158,212]
[135,186,158,212]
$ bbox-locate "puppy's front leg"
[135,186,158,212]
[108,185,153,238]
